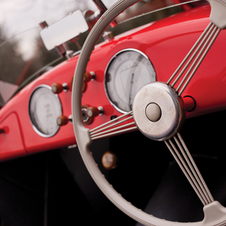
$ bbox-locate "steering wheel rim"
[72,0,226,225]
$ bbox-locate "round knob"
[82,82,87,93]
[81,105,103,125]
[84,71,95,83]
[81,105,94,125]
[52,83,63,94]
[52,83,68,94]
[57,115,69,126]
[87,106,100,118]
[71,72,92,93]
[102,151,117,170]
[145,103,161,122]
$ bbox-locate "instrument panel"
[1,4,225,160]
[28,49,156,138]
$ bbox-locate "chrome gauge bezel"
[104,48,156,113]
[29,85,62,138]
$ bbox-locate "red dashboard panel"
[0,113,26,159]
[0,4,226,160]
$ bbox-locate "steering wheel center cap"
[133,82,185,141]
[145,103,162,122]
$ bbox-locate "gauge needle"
[129,73,135,109]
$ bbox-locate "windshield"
[0,27,61,107]
[0,0,205,107]
[0,0,101,107]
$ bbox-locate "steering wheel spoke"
[89,111,137,140]
[167,22,221,96]
[165,133,214,206]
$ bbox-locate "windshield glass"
[0,27,61,107]
[0,0,205,107]
[0,0,100,107]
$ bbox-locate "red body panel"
[0,113,26,159]
[0,4,226,160]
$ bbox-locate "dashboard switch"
[52,83,68,94]
[57,115,69,126]
[82,71,96,92]
[84,71,95,82]
[87,106,100,118]
[71,76,88,93]
[81,105,103,125]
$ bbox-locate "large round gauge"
[105,49,156,113]
[29,85,62,137]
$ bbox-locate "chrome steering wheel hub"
[133,82,185,141]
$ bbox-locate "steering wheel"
[72,0,226,225]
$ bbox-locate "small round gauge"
[29,85,62,137]
[105,49,156,113]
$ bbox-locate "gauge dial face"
[29,85,62,137]
[105,49,156,113]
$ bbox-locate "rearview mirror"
[40,10,88,50]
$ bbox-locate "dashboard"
[1,4,226,161]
